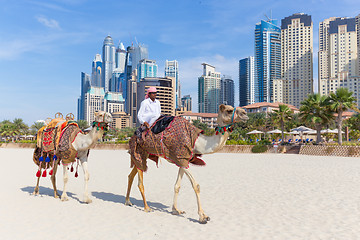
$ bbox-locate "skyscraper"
[115,42,126,73]
[131,43,149,71]
[319,17,359,98]
[77,72,90,120]
[101,35,116,92]
[84,86,105,124]
[274,13,313,108]
[220,76,234,107]
[198,63,221,113]
[91,54,102,87]
[239,56,255,106]
[318,17,337,92]
[165,60,180,108]
[254,19,281,103]
[181,95,192,112]
[137,59,158,81]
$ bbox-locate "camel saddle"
[129,116,203,171]
[56,124,83,165]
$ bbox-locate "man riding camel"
[135,87,161,138]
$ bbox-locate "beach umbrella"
[246,130,264,134]
[267,129,286,134]
[289,130,300,135]
[291,126,314,132]
[321,129,333,134]
[329,129,344,134]
[303,130,317,135]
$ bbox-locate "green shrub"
[251,145,268,153]
[258,139,272,145]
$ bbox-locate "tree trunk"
[316,124,322,144]
[281,121,285,144]
[338,110,343,145]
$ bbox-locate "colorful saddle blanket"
[56,124,82,164]
[129,117,203,171]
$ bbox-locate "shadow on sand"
[92,191,171,213]
[21,186,82,203]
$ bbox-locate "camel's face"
[217,104,248,125]
[94,111,113,124]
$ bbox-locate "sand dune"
[1,148,360,239]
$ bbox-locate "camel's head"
[217,104,248,126]
[94,111,113,124]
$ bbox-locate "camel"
[33,111,112,203]
[126,104,248,223]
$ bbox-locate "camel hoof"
[199,218,208,224]
[32,191,39,196]
[125,200,133,206]
[84,198,92,204]
[61,195,69,201]
[172,209,185,215]
[199,216,210,224]
[54,192,60,199]
[144,207,153,212]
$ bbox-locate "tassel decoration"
[36,170,41,178]
[49,169,53,176]
[70,163,74,172]
[42,170,47,177]
[75,159,79,178]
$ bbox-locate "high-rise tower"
[319,17,359,98]
[239,56,255,106]
[165,60,180,108]
[278,13,313,108]
[198,63,221,113]
[254,19,281,103]
[101,35,116,92]
[91,54,102,87]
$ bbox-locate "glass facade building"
[254,19,281,103]
[239,56,255,107]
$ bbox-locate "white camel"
[125,104,248,223]
[33,111,112,204]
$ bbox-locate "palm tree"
[13,118,29,137]
[0,123,19,141]
[77,120,90,131]
[329,88,358,145]
[299,94,334,144]
[30,121,45,135]
[272,104,293,143]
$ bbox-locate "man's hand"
[144,122,150,129]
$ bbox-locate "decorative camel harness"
[214,107,240,135]
[33,113,109,178]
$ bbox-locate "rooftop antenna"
[134,36,139,46]
[128,32,133,46]
[264,14,270,22]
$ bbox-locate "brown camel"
[126,104,248,223]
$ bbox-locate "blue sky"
[0,0,359,124]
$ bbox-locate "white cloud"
[36,16,61,29]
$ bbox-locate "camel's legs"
[80,159,92,203]
[172,167,185,215]
[50,159,60,198]
[125,166,138,206]
[61,164,69,201]
[33,174,41,195]
[183,169,210,224]
[137,168,152,212]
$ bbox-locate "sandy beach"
[1,148,360,239]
